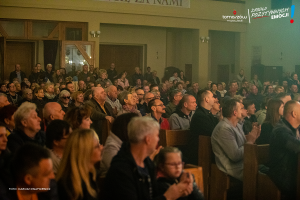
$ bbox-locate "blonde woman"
[70,91,84,108]
[56,129,103,200]
[97,69,112,86]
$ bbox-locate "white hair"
[59,90,70,98]
[14,102,37,130]
[128,117,160,144]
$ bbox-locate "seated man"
[103,117,193,200]
[10,144,55,200]
[148,99,170,130]
[169,94,197,130]
[43,102,65,129]
[267,100,300,199]
[85,87,115,138]
[7,102,45,154]
[138,92,154,116]
[163,89,183,118]
[6,82,21,106]
[243,100,258,135]
[106,85,122,115]
[0,93,10,109]
[187,90,217,165]
[211,99,260,181]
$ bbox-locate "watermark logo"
[222,10,248,23]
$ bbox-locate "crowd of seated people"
[0,63,300,199]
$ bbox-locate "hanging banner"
[96,0,190,8]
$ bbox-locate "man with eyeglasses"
[169,95,197,130]
[138,92,154,116]
[148,99,170,130]
[136,88,145,110]
[163,90,183,118]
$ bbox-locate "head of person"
[0,83,7,93]
[135,67,140,74]
[0,93,10,109]
[55,69,60,76]
[217,83,223,91]
[211,83,217,92]
[82,64,89,72]
[136,78,142,86]
[239,69,244,76]
[173,72,178,78]
[71,91,84,104]
[60,68,66,75]
[120,71,127,79]
[64,105,92,130]
[54,86,60,95]
[14,102,41,133]
[239,87,248,97]
[128,117,160,155]
[111,113,139,142]
[282,80,288,88]
[106,85,117,99]
[147,66,151,72]
[84,89,93,101]
[151,90,160,100]
[169,90,183,104]
[22,88,33,101]
[46,63,52,72]
[275,86,283,94]
[243,100,256,116]
[176,82,183,91]
[66,82,74,94]
[148,99,166,115]
[136,88,145,102]
[155,147,183,179]
[290,84,298,93]
[178,94,197,112]
[7,82,16,93]
[197,90,215,109]
[45,120,72,150]
[233,95,247,118]
[99,69,107,80]
[265,85,274,94]
[21,82,29,91]
[92,87,106,102]
[12,144,54,190]
[222,99,242,120]
[144,92,155,105]
[59,90,71,105]
[59,83,66,90]
[253,74,258,80]
[89,65,94,72]
[264,99,284,126]
[117,85,123,95]
[292,72,298,81]
[211,98,220,114]
[0,104,17,131]
[56,129,102,199]
[15,64,21,72]
[250,85,258,95]
[44,83,54,94]
[275,93,291,105]
[43,102,65,124]
[118,91,136,107]
[0,123,8,154]
[283,100,300,126]
[153,70,157,77]
[78,80,85,90]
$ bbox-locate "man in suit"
[85,87,115,139]
[211,99,260,181]
[9,64,26,83]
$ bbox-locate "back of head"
[283,100,298,118]
[177,94,191,109]
[12,143,51,184]
[64,105,92,130]
[265,99,284,126]
[243,99,254,110]
[111,113,139,142]
[197,89,210,104]
[222,99,239,118]
[128,117,159,144]
[45,120,71,149]
[0,104,18,124]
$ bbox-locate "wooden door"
[185,64,192,82]
[264,66,282,82]
[5,41,34,80]
[99,44,143,78]
[0,37,5,81]
[251,64,265,82]
[217,65,229,84]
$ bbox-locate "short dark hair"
[177,94,191,109]
[243,100,255,109]
[12,144,51,183]
[222,99,239,118]
[197,89,210,103]
[150,84,158,91]
[7,82,14,89]
[0,105,18,124]
[45,120,71,149]
[275,92,290,100]
[169,89,181,102]
[111,113,139,142]
[66,82,73,87]
[148,99,156,113]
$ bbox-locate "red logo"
[233,10,237,15]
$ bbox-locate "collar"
[199,106,211,115]
[150,113,163,124]
[175,109,192,119]
[282,118,297,134]
[107,95,116,102]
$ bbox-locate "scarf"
[122,105,139,114]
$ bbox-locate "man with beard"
[148,99,170,130]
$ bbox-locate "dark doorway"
[185,64,192,82]
[217,65,230,84]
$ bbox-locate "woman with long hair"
[256,99,284,144]
[56,129,103,200]
[117,71,129,89]
[64,105,93,130]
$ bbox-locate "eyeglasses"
[154,104,164,107]
[62,96,70,99]
[27,93,32,95]
[165,162,184,167]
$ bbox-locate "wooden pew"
[158,129,203,192]
[198,135,242,200]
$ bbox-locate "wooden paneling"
[99,44,143,78]
[217,65,229,84]
[185,64,192,82]
[0,37,5,80]
[5,41,34,80]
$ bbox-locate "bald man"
[267,100,300,199]
[106,85,122,114]
[0,93,10,109]
[43,102,65,128]
[85,87,115,140]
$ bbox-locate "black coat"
[267,119,300,198]
[9,71,26,82]
[107,69,118,81]
[243,115,258,135]
[131,73,144,85]
[44,71,54,82]
[256,122,274,145]
[103,142,166,200]
[7,129,46,154]
[187,106,218,165]
[157,176,204,200]
[151,77,161,85]
[246,93,264,111]
[29,72,40,83]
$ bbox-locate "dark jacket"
[107,69,118,81]
[144,72,153,82]
[267,118,300,198]
[7,129,46,154]
[57,100,69,114]
[246,93,264,111]
[256,122,274,145]
[33,98,47,118]
[243,114,258,135]
[0,150,13,200]
[85,98,115,140]
[44,70,54,83]
[9,71,26,82]
[29,72,40,83]
[138,102,149,116]
[157,176,204,200]
[57,173,98,200]
[78,71,95,83]
[7,93,21,106]
[187,106,218,165]
[103,142,166,200]
[131,73,144,85]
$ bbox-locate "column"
[198,28,209,87]
[88,21,100,68]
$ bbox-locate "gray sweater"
[169,110,194,130]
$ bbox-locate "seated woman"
[99,113,138,177]
[210,82,221,100]
[58,90,70,113]
[256,99,284,145]
[18,88,33,105]
[117,91,141,116]
[238,87,249,98]
[96,69,112,87]
[0,105,17,136]
[155,147,204,200]
[69,91,84,108]
[64,104,93,130]
[56,129,103,200]
[117,71,129,89]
